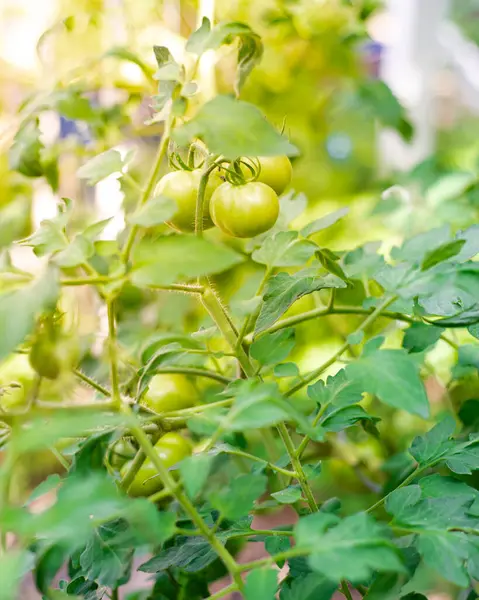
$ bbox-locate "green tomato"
[110,439,137,468]
[256,156,292,195]
[210,181,279,238]
[0,354,36,410]
[29,336,79,380]
[154,169,222,233]
[140,374,198,413]
[124,432,192,497]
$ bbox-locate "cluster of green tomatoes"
[156,154,293,238]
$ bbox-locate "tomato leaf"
[279,573,337,600]
[0,268,59,361]
[244,567,278,600]
[173,95,298,159]
[421,239,466,271]
[178,454,214,499]
[271,485,302,504]
[131,235,244,286]
[250,328,295,366]
[252,231,317,267]
[346,349,430,418]
[255,270,346,334]
[295,512,405,582]
[128,195,177,227]
[402,322,444,353]
[209,474,267,520]
[77,149,124,185]
[301,207,349,238]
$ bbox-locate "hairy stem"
[121,115,174,264]
[107,300,122,409]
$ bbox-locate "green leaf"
[186,17,212,54]
[209,474,267,519]
[35,543,71,593]
[421,239,466,271]
[0,550,34,600]
[250,329,295,366]
[10,412,130,455]
[252,231,317,267]
[186,20,263,93]
[19,214,68,256]
[0,268,59,361]
[409,416,479,474]
[104,46,154,79]
[358,80,413,141]
[468,323,479,340]
[428,305,479,328]
[295,512,404,582]
[153,46,181,81]
[402,322,444,353]
[53,234,94,268]
[319,404,379,434]
[26,474,62,505]
[79,520,133,588]
[279,573,336,600]
[77,149,124,185]
[128,195,177,227]
[425,172,475,204]
[274,363,299,378]
[173,95,298,159]
[244,567,278,600]
[220,381,291,431]
[178,454,213,499]
[346,349,430,418]
[455,224,479,262]
[132,236,244,286]
[271,485,302,504]
[139,536,218,573]
[316,248,349,282]
[307,369,364,408]
[9,118,44,177]
[300,207,349,238]
[255,270,346,334]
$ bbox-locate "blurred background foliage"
[2,3,479,585]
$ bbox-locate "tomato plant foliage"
[1,14,479,600]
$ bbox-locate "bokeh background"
[2,1,479,598]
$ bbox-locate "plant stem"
[219,447,297,478]
[145,367,232,386]
[248,303,458,350]
[340,581,354,600]
[201,287,255,377]
[111,588,119,600]
[366,466,422,514]
[61,275,124,286]
[195,157,219,237]
[207,583,238,600]
[277,423,318,512]
[74,369,111,397]
[148,283,205,294]
[295,402,329,459]
[107,300,122,409]
[124,409,243,592]
[237,546,310,572]
[236,267,271,347]
[286,296,397,397]
[121,115,174,264]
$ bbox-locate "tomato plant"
[0,10,479,600]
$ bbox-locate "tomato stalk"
[121,113,175,265]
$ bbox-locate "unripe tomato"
[210,181,279,238]
[123,432,192,497]
[110,439,136,468]
[140,374,198,413]
[154,169,222,233]
[256,156,292,195]
[0,354,36,410]
[29,335,79,380]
